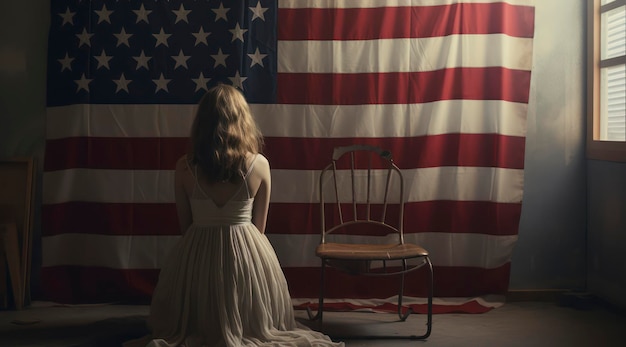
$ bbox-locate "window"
[588,0,626,161]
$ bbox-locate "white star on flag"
[247,48,267,68]
[192,27,210,46]
[94,4,113,24]
[94,50,113,70]
[58,53,74,72]
[59,8,75,26]
[173,4,191,24]
[133,4,152,24]
[153,73,171,93]
[192,72,211,92]
[229,23,247,43]
[153,28,171,47]
[75,74,92,92]
[114,28,133,47]
[211,48,228,68]
[76,28,93,47]
[229,71,247,90]
[249,2,268,22]
[172,50,191,69]
[114,74,131,93]
[212,3,229,22]
[133,50,151,70]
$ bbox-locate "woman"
[144,85,343,346]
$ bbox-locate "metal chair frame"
[306,145,433,340]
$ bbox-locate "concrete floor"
[0,299,625,347]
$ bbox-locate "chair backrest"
[319,145,405,244]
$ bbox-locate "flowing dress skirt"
[146,223,343,347]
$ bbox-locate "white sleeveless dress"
[146,156,343,347]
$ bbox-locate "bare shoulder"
[254,153,270,170]
[176,155,191,171]
[248,153,270,185]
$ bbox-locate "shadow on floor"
[1,299,626,347]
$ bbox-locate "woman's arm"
[251,155,271,234]
[175,156,193,234]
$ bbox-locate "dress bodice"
[187,154,258,227]
[190,197,253,226]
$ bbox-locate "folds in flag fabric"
[44,0,535,313]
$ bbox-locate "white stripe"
[279,0,534,9]
[42,167,523,204]
[46,101,527,139]
[253,101,528,138]
[279,35,533,73]
[46,104,196,140]
[41,232,516,269]
[42,169,176,204]
[271,168,524,204]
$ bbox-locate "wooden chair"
[306,144,433,339]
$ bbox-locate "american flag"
[43,0,534,313]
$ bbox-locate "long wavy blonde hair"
[190,84,263,182]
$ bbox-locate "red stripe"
[268,201,522,236]
[44,137,189,171]
[40,266,158,304]
[284,264,511,299]
[39,264,510,305]
[277,68,531,105]
[265,135,526,170]
[42,202,180,236]
[43,134,525,171]
[42,200,521,236]
[279,3,535,40]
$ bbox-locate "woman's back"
[186,154,260,227]
[175,153,271,234]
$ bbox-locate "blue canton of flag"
[47,0,277,106]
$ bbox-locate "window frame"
[587,0,626,162]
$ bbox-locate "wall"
[588,161,626,308]
[0,3,48,159]
[510,0,588,290]
[0,2,50,297]
[0,1,613,299]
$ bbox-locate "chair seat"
[316,242,428,260]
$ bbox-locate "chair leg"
[397,259,413,321]
[317,257,433,341]
[401,256,433,340]
[424,256,434,338]
[405,257,434,340]
[307,260,326,323]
